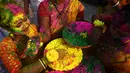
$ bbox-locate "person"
[92,1,130,73]
[23,0,43,26]
[0,0,25,42]
[38,0,85,43]
[92,0,130,39]
[109,3,130,73]
[0,1,51,73]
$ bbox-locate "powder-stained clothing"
[38,0,84,34]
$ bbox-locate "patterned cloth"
[0,37,22,73]
[38,0,84,34]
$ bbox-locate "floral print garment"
[38,0,84,34]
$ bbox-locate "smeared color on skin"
[10,13,24,27]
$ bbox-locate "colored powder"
[68,56,105,73]
[62,21,95,47]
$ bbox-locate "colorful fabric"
[44,38,83,71]
[0,37,22,73]
[38,0,84,34]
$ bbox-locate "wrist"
[39,59,46,69]
[41,57,49,67]
[112,0,120,7]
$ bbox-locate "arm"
[38,16,51,43]
[23,0,30,15]
[0,37,48,73]
[38,1,51,43]
[20,58,48,73]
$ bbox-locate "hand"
[24,37,43,58]
[39,32,51,43]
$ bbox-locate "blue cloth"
[0,28,9,42]
[0,60,9,73]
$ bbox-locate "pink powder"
[75,22,93,35]
[6,4,24,15]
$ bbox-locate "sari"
[38,0,84,34]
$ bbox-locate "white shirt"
[30,0,43,12]
[29,0,43,26]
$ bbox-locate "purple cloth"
[0,60,9,73]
